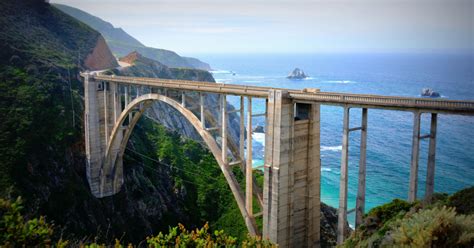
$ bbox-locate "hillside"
[0,0,117,191]
[0,0,217,243]
[0,1,342,245]
[53,3,212,70]
[115,51,215,81]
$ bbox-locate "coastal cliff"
[54,4,211,70]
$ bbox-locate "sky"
[51,0,473,55]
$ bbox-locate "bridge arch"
[103,93,258,235]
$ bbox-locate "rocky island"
[421,88,441,97]
[287,67,308,79]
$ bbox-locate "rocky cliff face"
[84,35,118,70]
[112,51,241,143]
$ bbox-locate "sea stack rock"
[253,125,264,133]
[287,68,308,79]
[421,88,441,98]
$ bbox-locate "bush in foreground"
[0,197,54,247]
[0,196,274,247]
[341,188,474,248]
[385,206,474,247]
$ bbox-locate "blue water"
[197,53,474,221]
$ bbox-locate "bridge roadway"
[93,74,474,115]
[84,74,474,247]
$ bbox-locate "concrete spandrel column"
[409,111,421,202]
[425,113,438,203]
[355,108,368,227]
[263,96,273,239]
[221,94,227,163]
[246,97,253,216]
[337,106,350,244]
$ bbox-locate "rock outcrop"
[112,51,241,144]
[253,125,264,133]
[287,68,308,79]
[421,88,441,97]
[84,35,118,70]
[320,202,352,247]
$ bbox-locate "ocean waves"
[321,145,342,152]
[324,80,357,84]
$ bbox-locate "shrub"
[366,199,415,225]
[0,197,54,246]
[241,234,277,248]
[385,206,474,247]
[146,222,237,247]
[448,186,474,215]
[0,196,275,247]
[146,223,275,248]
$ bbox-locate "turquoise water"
[198,53,474,221]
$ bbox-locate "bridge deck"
[91,74,474,115]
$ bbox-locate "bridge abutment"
[84,75,124,197]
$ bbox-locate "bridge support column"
[84,74,125,198]
[221,95,228,163]
[337,106,350,244]
[355,108,368,227]
[246,97,253,216]
[200,93,205,129]
[409,111,421,202]
[424,113,437,203]
[263,90,321,247]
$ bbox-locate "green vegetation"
[0,0,96,194]
[128,119,257,240]
[341,187,474,247]
[0,196,273,247]
[0,197,54,247]
[388,206,474,247]
[448,187,474,215]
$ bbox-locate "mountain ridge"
[53,3,212,71]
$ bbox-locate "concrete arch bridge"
[82,73,474,247]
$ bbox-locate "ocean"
[197,53,474,223]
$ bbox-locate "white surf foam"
[215,79,232,84]
[325,80,357,84]
[252,133,265,145]
[321,145,342,152]
[210,70,232,74]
